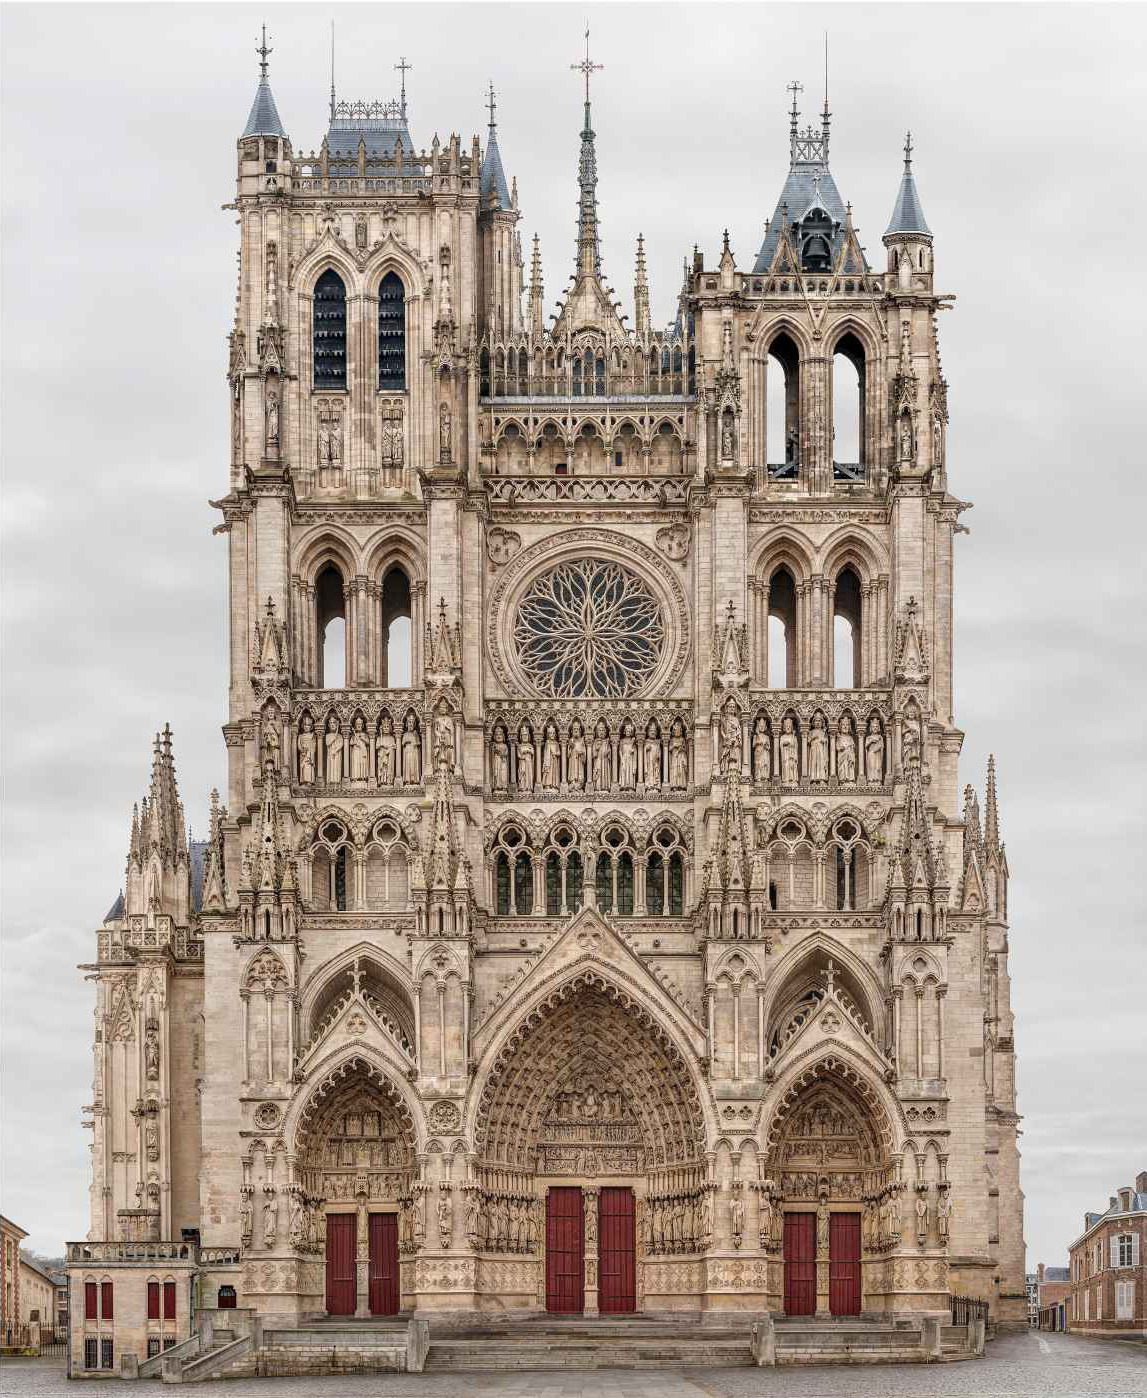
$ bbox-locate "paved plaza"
[2,1333,1144,1398]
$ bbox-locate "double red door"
[368,1213,399,1315]
[598,1187,636,1313]
[783,1212,816,1316]
[325,1212,400,1315]
[828,1212,861,1316]
[545,1187,584,1312]
[325,1214,356,1315]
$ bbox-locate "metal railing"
[950,1295,989,1327]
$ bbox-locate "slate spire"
[241,25,287,139]
[885,132,931,237]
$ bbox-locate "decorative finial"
[903,130,914,170]
[722,227,731,253]
[256,24,272,81]
[787,79,803,123]
[486,79,497,130]
[571,25,603,106]
[395,56,413,119]
[329,21,336,123]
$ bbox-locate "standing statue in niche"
[915,1193,929,1244]
[642,720,661,790]
[349,716,371,782]
[401,714,422,784]
[262,719,281,773]
[437,1188,453,1251]
[899,414,914,462]
[779,716,799,785]
[720,699,742,776]
[567,720,587,790]
[375,714,397,786]
[865,716,884,783]
[316,419,331,466]
[730,1187,745,1249]
[902,720,921,770]
[937,1191,953,1242]
[837,714,858,783]
[541,722,562,790]
[439,403,452,463]
[490,724,510,792]
[808,712,829,783]
[144,1028,160,1080]
[288,1193,304,1249]
[752,717,771,782]
[433,705,455,773]
[817,1200,829,1252]
[668,718,689,790]
[297,714,317,785]
[516,723,536,792]
[324,715,345,784]
[590,720,612,792]
[328,415,343,466]
[721,420,735,460]
[932,416,943,466]
[265,389,280,447]
[618,721,638,790]
[262,1192,279,1250]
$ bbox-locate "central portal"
[545,1187,585,1312]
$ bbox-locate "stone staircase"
[425,1319,754,1371]
[212,1321,409,1380]
[771,1317,928,1365]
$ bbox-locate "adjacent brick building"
[1,1216,28,1346]
[1035,1262,1070,1331]
[1068,1173,1145,1339]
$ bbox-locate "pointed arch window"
[313,270,347,389]
[377,272,406,390]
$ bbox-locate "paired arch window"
[596,825,635,915]
[544,824,584,916]
[766,333,801,477]
[312,817,352,911]
[313,270,347,389]
[494,824,533,916]
[646,826,685,916]
[377,272,406,390]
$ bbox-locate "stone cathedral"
[68,36,1026,1373]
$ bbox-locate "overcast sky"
[2,3,1144,1271]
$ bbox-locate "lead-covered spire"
[479,79,511,210]
[885,132,931,237]
[570,29,604,278]
[241,25,287,139]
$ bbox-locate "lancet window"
[313,269,347,390]
[596,825,635,916]
[646,825,685,916]
[311,817,352,912]
[766,332,800,478]
[364,818,411,912]
[543,824,585,916]
[493,823,534,916]
[316,563,347,689]
[377,272,406,390]
[831,333,866,480]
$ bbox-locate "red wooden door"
[545,1187,585,1313]
[368,1213,400,1315]
[325,1213,357,1315]
[829,1212,861,1316]
[598,1187,636,1313]
[783,1212,817,1316]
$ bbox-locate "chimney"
[1037,1263,1045,1283]
[1109,1196,1119,1212]
[1136,1170,1147,1195]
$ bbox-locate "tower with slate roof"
[66,37,1024,1371]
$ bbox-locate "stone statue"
[316,421,331,465]
[817,1200,829,1251]
[297,714,317,784]
[490,724,510,791]
[437,1187,452,1250]
[239,1192,253,1242]
[145,1121,159,1162]
[699,1190,713,1249]
[809,712,829,783]
[730,1189,745,1248]
[516,723,536,792]
[618,721,638,790]
[329,418,343,465]
[541,723,562,790]
[758,1186,776,1250]
[376,714,396,786]
[265,390,280,446]
[669,718,689,790]
[262,1192,279,1250]
[567,720,587,790]
[779,716,799,785]
[288,1193,304,1249]
[900,414,913,461]
[464,1190,480,1247]
[721,422,734,459]
[584,1196,598,1249]
[937,1191,953,1242]
[324,715,344,784]
[144,1028,160,1079]
[439,403,452,462]
[349,715,370,782]
[751,717,770,781]
[837,714,857,783]
[642,720,661,789]
[262,718,281,772]
[865,716,884,783]
[401,714,422,784]
[915,1193,929,1242]
[590,720,612,792]
[433,706,455,773]
[932,416,942,464]
[902,721,921,769]
[720,700,742,776]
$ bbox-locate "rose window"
[513,559,665,698]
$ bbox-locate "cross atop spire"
[571,27,603,107]
[394,56,412,119]
[486,79,497,130]
[903,130,914,170]
[256,24,272,80]
[787,79,803,126]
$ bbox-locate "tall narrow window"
[316,564,346,688]
[162,1282,176,1320]
[832,334,866,480]
[313,269,347,389]
[101,1281,114,1319]
[84,1282,98,1321]
[381,567,412,688]
[377,272,406,390]
[833,567,863,687]
[766,333,800,476]
[147,1282,160,1320]
[768,566,798,687]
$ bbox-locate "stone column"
[583,1188,600,1317]
[355,1197,370,1317]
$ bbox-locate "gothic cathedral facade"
[69,44,1025,1358]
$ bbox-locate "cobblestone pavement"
[2,1332,1144,1398]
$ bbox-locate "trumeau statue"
[77,53,1027,1347]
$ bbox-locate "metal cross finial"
[571,27,603,105]
[256,24,272,80]
[787,79,804,117]
[395,56,412,117]
[904,130,914,170]
[486,79,497,130]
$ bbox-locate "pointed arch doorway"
[476,975,706,1315]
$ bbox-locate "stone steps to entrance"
[425,1321,753,1370]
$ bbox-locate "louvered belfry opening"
[377,272,406,390]
[313,269,347,389]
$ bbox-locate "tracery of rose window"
[513,559,665,699]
